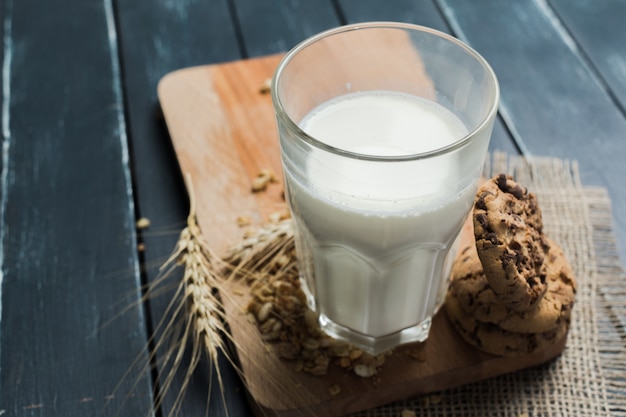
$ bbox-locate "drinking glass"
[271,22,499,354]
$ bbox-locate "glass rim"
[271,21,500,162]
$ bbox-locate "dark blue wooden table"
[1,1,625,416]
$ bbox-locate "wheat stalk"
[145,173,235,417]
[223,216,295,282]
[141,172,386,417]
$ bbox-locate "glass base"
[318,313,432,355]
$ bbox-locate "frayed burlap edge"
[351,152,626,417]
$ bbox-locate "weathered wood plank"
[231,0,341,57]
[0,0,152,415]
[118,0,344,414]
[339,0,449,32]
[436,0,626,262]
[114,0,252,416]
[0,0,4,176]
[337,0,519,156]
[550,0,626,113]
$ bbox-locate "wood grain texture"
[114,0,251,416]
[0,0,152,415]
[0,0,4,177]
[116,0,336,417]
[231,0,341,57]
[550,0,626,112]
[339,0,450,32]
[437,0,626,262]
[337,0,520,157]
[4,1,624,416]
[158,55,567,417]
[548,0,626,261]
[116,0,342,413]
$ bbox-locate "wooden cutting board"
[157,54,566,417]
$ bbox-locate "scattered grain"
[302,338,320,350]
[251,168,278,192]
[349,349,363,361]
[237,216,251,227]
[268,210,290,223]
[328,384,341,396]
[353,364,377,378]
[401,410,416,417]
[245,313,257,324]
[407,347,427,362]
[251,177,269,192]
[337,357,350,368]
[136,217,151,229]
[259,78,272,94]
[224,218,391,377]
[256,302,273,322]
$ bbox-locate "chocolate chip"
[496,174,508,191]
[467,296,475,307]
[509,184,526,199]
[486,232,499,245]
[526,275,543,289]
[475,191,492,210]
[501,251,516,267]
[544,329,557,342]
[475,212,492,233]
[495,173,527,199]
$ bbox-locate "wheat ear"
[147,173,234,417]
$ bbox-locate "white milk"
[284,91,474,345]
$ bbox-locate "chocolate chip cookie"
[473,174,548,311]
[445,173,576,357]
[445,292,570,357]
[448,238,575,335]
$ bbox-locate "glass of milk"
[271,22,499,354]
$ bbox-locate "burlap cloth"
[352,153,626,417]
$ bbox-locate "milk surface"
[303,91,462,156]
[285,91,474,342]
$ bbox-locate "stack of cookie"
[445,174,577,356]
